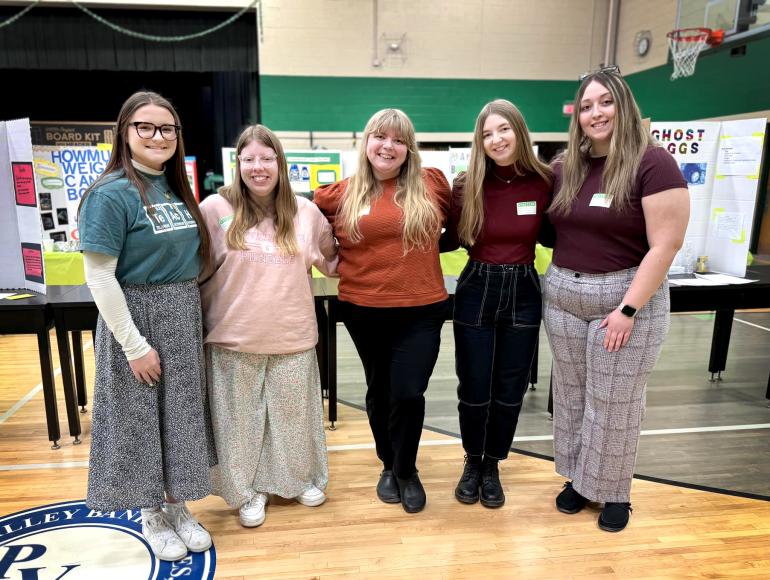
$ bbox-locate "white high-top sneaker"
[239,492,268,527]
[296,484,326,507]
[162,502,212,552]
[141,507,188,561]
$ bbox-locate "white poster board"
[0,118,46,293]
[706,118,766,277]
[32,145,110,242]
[650,119,766,277]
[650,122,721,272]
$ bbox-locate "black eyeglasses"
[579,65,621,82]
[129,122,181,141]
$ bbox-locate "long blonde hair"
[337,109,440,252]
[458,99,552,246]
[550,70,656,215]
[219,125,298,255]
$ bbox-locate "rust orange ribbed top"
[314,167,451,307]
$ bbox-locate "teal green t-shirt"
[79,171,201,285]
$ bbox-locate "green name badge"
[589,193,612,208]
[516,201,537,215]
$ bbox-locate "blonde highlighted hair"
[219,124,298,255]
[337,109,440,252]
[458,99,552,246]
[550,70,656,215]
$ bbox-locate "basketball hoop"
[667,27,724,80]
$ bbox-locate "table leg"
[529,334,539,390]
[709,309,734,382]
[72,331,88,412]
[327,299,338,430]
[316,303,328,399]
[53,317,82,444]
[36,328,61,449]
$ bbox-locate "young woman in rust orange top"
[314,108,451,513]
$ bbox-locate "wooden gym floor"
[1,322,769,579]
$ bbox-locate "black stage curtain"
[0,6,257,72]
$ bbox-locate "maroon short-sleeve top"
[550,146,686,273]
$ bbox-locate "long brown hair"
[219,125,298,255]
[550,70,656,215]
[78,90,211,271]
[337,109,440,252]
[458,99,552,245]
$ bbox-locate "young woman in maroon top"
[443,99,552,508]
[544,68,689,532]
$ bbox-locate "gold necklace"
[492,172,514,184]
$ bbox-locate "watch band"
[618,302,637,318]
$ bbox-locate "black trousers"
[453,261,542,460]
[340,299,448,479]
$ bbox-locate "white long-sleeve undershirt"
[83,251,151,361]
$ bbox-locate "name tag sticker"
[589,193,612,208]
[516,201,537,215]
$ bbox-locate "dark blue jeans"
[340,299,448,479]
[453,260,542,460]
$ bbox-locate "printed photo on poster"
[50,231,66,242]
[12,162,37,207]
[21,243,45,284]
[39,192,52,210]
[41,213,55,230]
[56,208,69,225]
[680,163,707,185]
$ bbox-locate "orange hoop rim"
[667,27,724,46]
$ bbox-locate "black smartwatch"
[618,302,637,318]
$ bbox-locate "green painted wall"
[260,32,770,133]
[260,76,577,133]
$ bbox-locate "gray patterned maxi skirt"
[206,344,329,508]
[87,280,216,511]
[543,264,670,503]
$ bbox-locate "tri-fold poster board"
[651,118,766,277]
[0,118,46,293]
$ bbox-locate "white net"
[668,29,710,80]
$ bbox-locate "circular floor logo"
[0,500,215,579]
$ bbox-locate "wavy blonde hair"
[337,109,440,252]
[458,99,552,246]
[219,125,298,255]
[550,70,656,215]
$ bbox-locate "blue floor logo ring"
[0,500,216,579]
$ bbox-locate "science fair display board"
[0,118,46,293]
[33,145,201,242]
[222,148,343,197]
[651,118,766,277]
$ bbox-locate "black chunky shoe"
[598,502,632,532]
[376,470,401,504]
[555,481,588,514]
[479,458,505,508]
[454,457,482,504]
[396,472,426,513]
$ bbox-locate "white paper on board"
[714,212,744,240]
[717,135,763,176]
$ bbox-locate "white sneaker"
[141,508,188,561]
[239,493,268,528]
[162,502,212,552]
[296,484,326,507]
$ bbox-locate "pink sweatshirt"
[200,194,338,354]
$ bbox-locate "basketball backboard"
[676,0,769,40]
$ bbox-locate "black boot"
[480,457,504,508]
[396,472,426,513]
[376,470,401,504]
[454,455,482,504]
[598,502,632,532]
